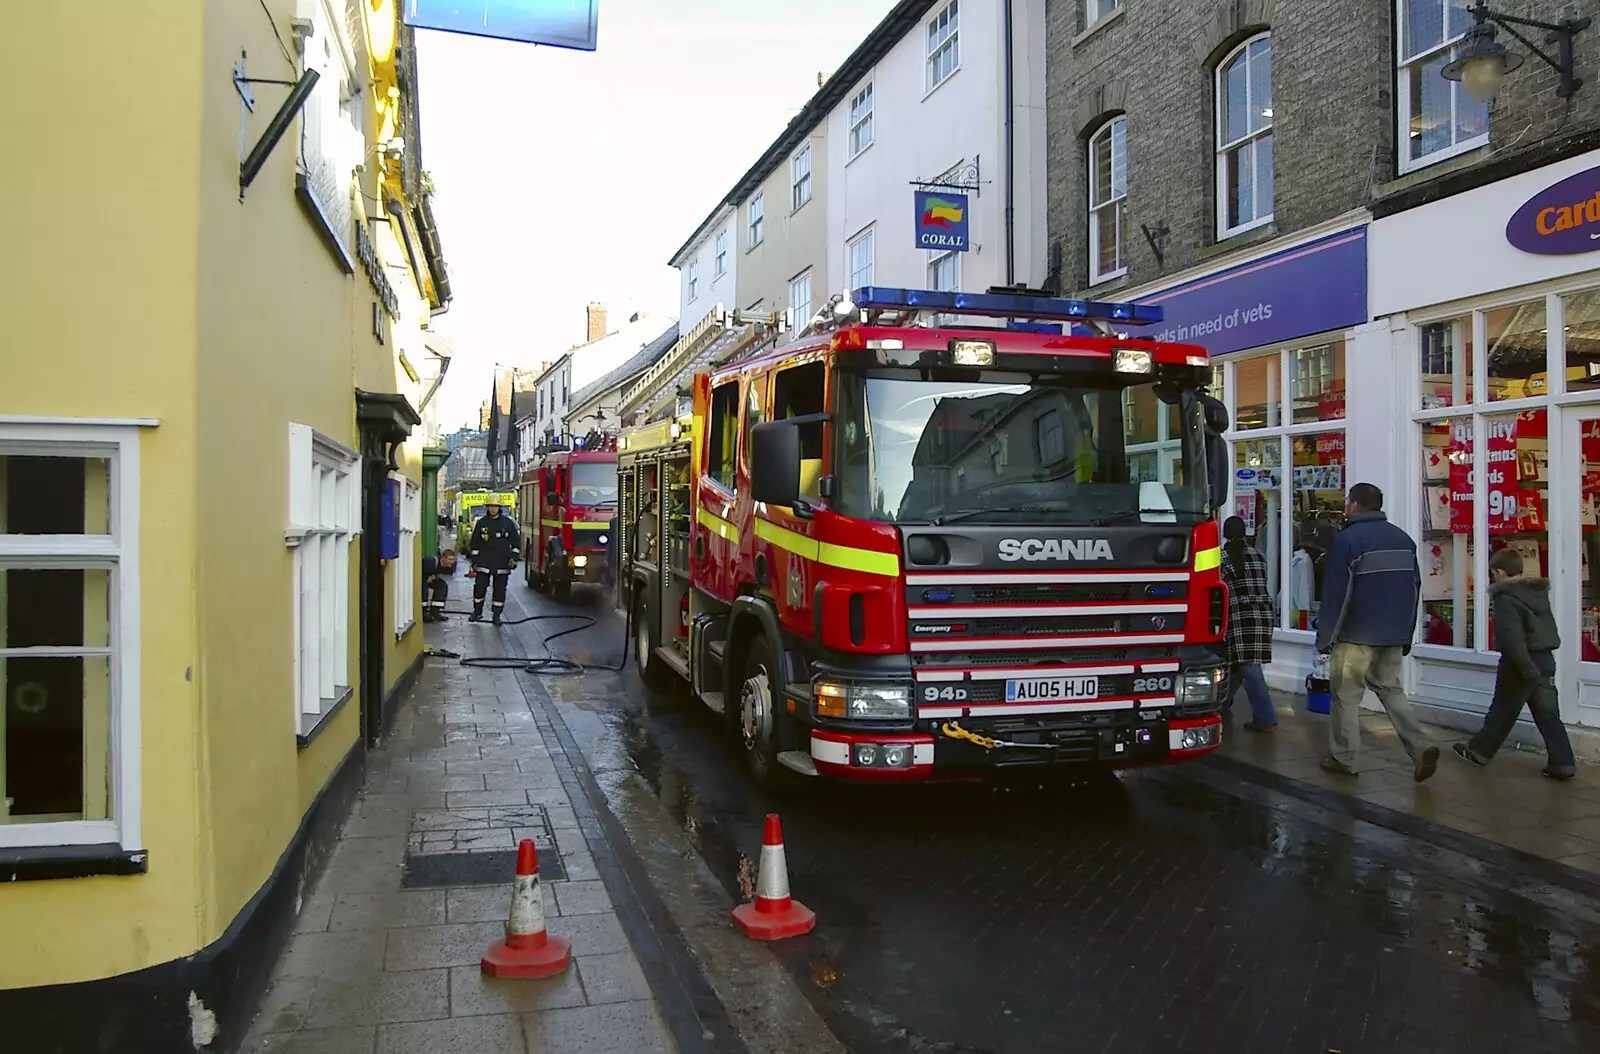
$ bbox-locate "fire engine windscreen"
[567,462,618,507]
[833,369,1212,525]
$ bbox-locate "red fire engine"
[517,436,619,600]
[617,286,1232,785]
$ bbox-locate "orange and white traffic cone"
[481,839,571,978]
[732,813,815,941]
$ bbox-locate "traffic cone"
[481,839,571,978]
[732,813,815,941]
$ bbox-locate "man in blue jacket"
[1315,483,1439,781]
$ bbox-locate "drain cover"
[402,849,567,888]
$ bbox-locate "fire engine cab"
[517,436,619,599]
[617,286,1233,786]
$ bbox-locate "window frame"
[1215,32,1275,239]
[1084,0,1122,28]
[1406,281,1600,661]
[848,224,876,291]
[1217,335,1351,635]
[714,229,728,279]
[1396,0,1491,173]
[686,259,699,302]
[791,144,813,212]
[928,248,961,292]
[748,193,765,249]
[790,268,813,334]
[1087,117,1128,286]
[0,419,145,851]
[707,380,741,493]
[849,82,875,159]
[286,424,359,737]
[925,0,960,95]
[394,476,420,639]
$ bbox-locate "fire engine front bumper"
[805,713,1222,782]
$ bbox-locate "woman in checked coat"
[1220,515,1279,731]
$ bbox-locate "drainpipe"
[1003,0,1016,286]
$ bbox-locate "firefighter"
[467,501,521,624]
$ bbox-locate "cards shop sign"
[1506,164,1600,256]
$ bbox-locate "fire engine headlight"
[1114,348,1154,374]
[1170,724,1219,751]
[1178,667,1224,705]
[950,340,995,367]
[570,555,588,567]
[814,681,911,720]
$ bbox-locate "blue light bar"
[850,287,1163,326]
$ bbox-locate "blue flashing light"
[1004,320,1065,335]
[573,435,586,449]
[851,287,1163,326]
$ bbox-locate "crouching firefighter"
[467,502,520,624]
[422,549,457,622]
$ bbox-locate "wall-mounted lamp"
[1440,2,1590,104]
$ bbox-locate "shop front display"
[1125,221,1369,690]
[1370,147,1600,726]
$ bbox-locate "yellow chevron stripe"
[754,519,901,578]
[697,507,740,544]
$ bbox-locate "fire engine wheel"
[633,594,672,691]
[552,579,572,602]
[738,639,784,787]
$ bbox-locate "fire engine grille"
[916,648,1132,667]
[970,616,1126,637]
[967,583,1187,604]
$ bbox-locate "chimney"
[586,303,607,343]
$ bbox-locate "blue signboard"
[380,478,400,561]
[405,1,599,51]
[914,190,969,252]
[1135,228,1367,357]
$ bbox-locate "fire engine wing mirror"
[1197,393,1230,511]
[749,420,801,508]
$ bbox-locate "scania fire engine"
[617,286,1232,786]
[517,437,619,599]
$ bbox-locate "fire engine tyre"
[633,593,672,691]
[737,636,785,788]
[552,580,572,602]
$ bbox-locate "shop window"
[1233,353,1281,431]
[1419,416,1476,646]
[1231,437,1283,612]
[708,381,739,492]
[1485,299,1547,401]
[1420,315,1473,409]
[1,422,142,851]
[1563,288,1600,394]
[1087,118,1127,284]
[1578,417,1600,663]
[1289,432,1346,631]
[1290,342,1345,423]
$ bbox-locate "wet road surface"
[497,581,1600,1054]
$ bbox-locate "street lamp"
[1440,2,1591,104]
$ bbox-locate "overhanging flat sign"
[405,1,598,50]
[914,190,969,252]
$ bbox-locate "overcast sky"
[413,0,899,430]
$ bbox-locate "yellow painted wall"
[0,1,208,986]
[190,0,374,940]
